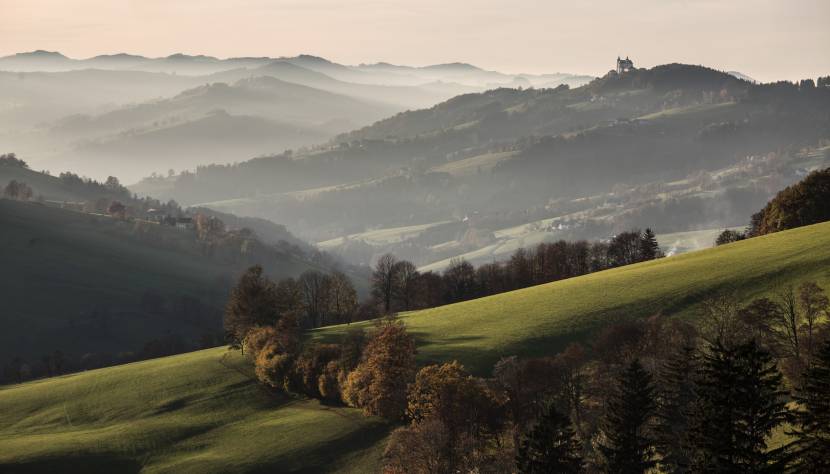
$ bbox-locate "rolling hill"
[0,348,388,474]
[2,220,828,472]
[0,198,340,369]
[135,64,830,267]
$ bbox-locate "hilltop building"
[616,56,634,74]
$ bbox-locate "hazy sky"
[1,0,828,81]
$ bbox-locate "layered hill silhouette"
[131,64,830,266]
[0,51,590,181]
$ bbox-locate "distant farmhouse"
[616,56,634,74]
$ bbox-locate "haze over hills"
[0,50,591,181]
[131,63,830,268]
[0,163,367,369]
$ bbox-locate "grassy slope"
[2,222,829,472]
[316,221,830,374]
[0,348,388,473]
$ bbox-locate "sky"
[1,0,828,81]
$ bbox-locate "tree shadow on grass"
[249,420,392,474]
[0,455,142,474]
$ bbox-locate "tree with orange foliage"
[342,318,416,419]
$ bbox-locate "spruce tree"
[690,339,789,472]
[516,403,583,474]
[789,339,830,472]
[655,345,698,473]
[599,359,657,473]
[639,228,661,261]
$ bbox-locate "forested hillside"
[131,65,830,267]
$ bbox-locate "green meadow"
[2,221,829,472]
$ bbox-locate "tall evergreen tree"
[655,345,698,473]
[516,403,583,474]
[599,359,657,473]
[789,339,830,472]
[690,339,789,472]
[639,228,661,261]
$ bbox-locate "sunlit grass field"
[2,221,828,472]
[316,221,830,373]
[0,348,388,473]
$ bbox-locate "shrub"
[254,343,294,390]
[243,326,280,360]
[294,343,341,398]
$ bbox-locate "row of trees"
[234,279,830,472]
[223,265,361,348]
[371,229,662,313]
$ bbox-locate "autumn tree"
[223,265,279,351]
[342,318,416,419]
[253,313,300,389]
[407,361,503,444]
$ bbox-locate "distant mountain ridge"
[1,50,592,181]
[0,50,593,88]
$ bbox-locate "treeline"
[716,166,830,245]
[0,153,28,169]
[370,229,661,313]
[235,281,830,472]
[223,265,363,340]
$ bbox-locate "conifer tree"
[789,339,830,472]
[599,359,657,473]
[655,345,698,473]
[639,228,661,261]
[690,339,789,472]
[516,403,583,474]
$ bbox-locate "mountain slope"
[134,65,829,261]
[0,199,327,365]
[2,221,828,472]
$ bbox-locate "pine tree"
[690,339,789,472]
[516,403,583,474]
[655,345,698,473]
[789,339,830,472]
[599,359,657,473]
[639,228,661,261]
